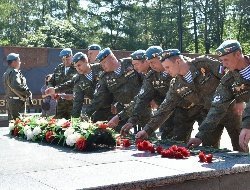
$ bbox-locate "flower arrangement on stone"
[9,116,116,151]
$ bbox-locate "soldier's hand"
[135,130,148,139]
[120,123,133,136]
[233,102,246,116]
[187,138,202,148]
[111,104,118,114]
[239,128,250,152]
[107,115,120,128]
[45,87,55,95]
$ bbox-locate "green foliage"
[0,0,249,54]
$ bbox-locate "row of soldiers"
[3,40,250,152]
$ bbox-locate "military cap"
[59,48,72,58]
[216,40,241,57]
[73,52,88,64]
[96,47,112,62]
[131,49,146,60]
[7,53,19,61]
[145,46,163,60]
[88,44,101,50]
[160,49,181,61]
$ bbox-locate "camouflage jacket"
[3,67,31,99]
[143,55,224,135]
[196,56,250,137]
[86,58,143,117]
[48,63,77,94]
[120,70,172,124]
[54,63,103,117]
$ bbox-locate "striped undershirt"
[183,70,193,83]
[239,65,250,80]
[162,71,168,77]
[84,70,93,81]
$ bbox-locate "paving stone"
[0,173,55,190]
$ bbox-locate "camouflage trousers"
[201,102,242,151]
[7,98,25,121]
[161,103,242,151]
[161,105,205,143]
[56,99,73,119]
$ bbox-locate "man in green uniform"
[48,48,77,119]
[187,40,249,151]
[86,47,143,131]
[46,52,112,122]
[136,49,242,150]
[107,49,152,133]
[88,44,101,64]
[3,53,32,121]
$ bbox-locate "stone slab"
[1,126,250,190]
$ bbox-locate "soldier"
[186,40,249,151]
[48,48,77,119]
[136,49,242,150]
[85,47,143,131]
[3,53,32,121]
[107,49,152,133]
[46,52,112,122]
[88,44,101,64]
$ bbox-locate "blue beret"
[145,46,163,60]
[73,52,88,64]
[7,53,19,61]
[96,47,112,62]
[131,50,146,60]
[59,48,72,58]
[160,49,181,61]
[216,40,241,57]
[88,44,101,50]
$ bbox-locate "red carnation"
[206,154,213,163]
[156,146,163,154]
[62,121,71,128]
[149,146,156,153]
[135,138,143,145]
[142,140,152,151]
[98,123,108,129]
[137,142,144,151]
[198,151,207,162]
[45,131,54,143]
[122,139,131,147]
[13,127,19,136]
[76,137,87,151]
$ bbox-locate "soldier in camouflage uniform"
[136,49,242,150]
[3,53,32,121]
[186,40,249,152]
[107,49,152,133]
[85,48,144,131]
[48,48,77,119]
[88,44,101,64]
[46,52,113,122]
